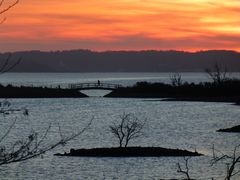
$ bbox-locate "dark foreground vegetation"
[217,125,240,133]
[0,84,87,98]
[55,147,202,157]
[105,79,240,104]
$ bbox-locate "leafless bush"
[170,72,183,86]
[177,157,193,180]
[0,100,93,165]
[205,63,230,85]
[211,144,240,180]
[109,113,146,148]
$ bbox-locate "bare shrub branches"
[177,157,192,180]
[0,0,19,23]
[0,54,21,74]
[0,100,93,165]
[0,1,22,73]
[0,118,93,165]
[170,72,183,86]
[109,113,146,148]
[205,63,230,85]
[211,144,240,180]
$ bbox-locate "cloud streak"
[0,0,239,52]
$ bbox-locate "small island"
[55,147,202,157]
[217,125,240,133]
[55,113,202,158]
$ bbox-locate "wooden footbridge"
[68,83,122,90]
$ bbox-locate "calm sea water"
[0,73,240,179]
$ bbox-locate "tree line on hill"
[1,50,240,72]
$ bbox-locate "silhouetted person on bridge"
[97,80,100,86]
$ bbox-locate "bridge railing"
[68,83,122,89]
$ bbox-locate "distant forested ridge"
[1,50,240,72]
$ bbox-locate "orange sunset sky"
[0,0,240,52]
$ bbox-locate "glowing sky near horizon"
[0,0,240,52]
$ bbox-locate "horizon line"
[1,49,239,54]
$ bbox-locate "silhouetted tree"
[205,63,230,85]
[109,113,145,148]
[211,144,240,180]
[170,72,183,86]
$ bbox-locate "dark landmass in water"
[2,78,240,100]
[54,147,202,157]
[217,125,240,133]
[0,85,87,98]
[105,80,240,104]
